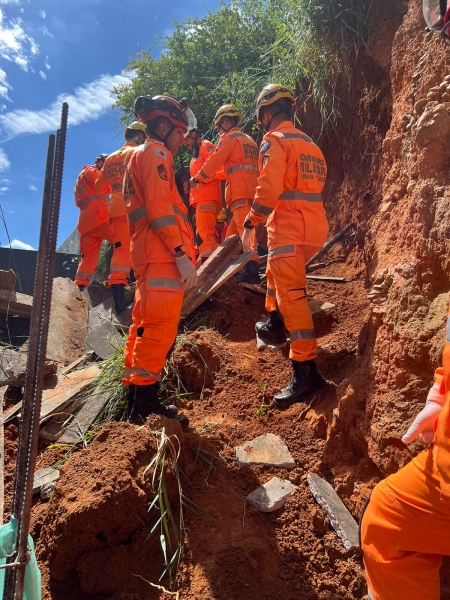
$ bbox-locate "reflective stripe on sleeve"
[148,277,182,290]
[110,265,131,273]
[150,215,177,231]
[128,206,147,224]
[225,164,259,176]
[198,169,212,180]
[268,245,295,258]
[76,271,91,280]
[279,132,313,142]
[79,195,107,209]
[198,205,217,212]
[278,190,322,202]
[266,287,276,298]
[251,201,272,216]
[112,183,122,192]
[173,205,189,222]
[290,329,315,341]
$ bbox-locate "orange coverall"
[361,319,450,599]
[245,121,328,362]
[95,142,138,285]
[122,140,195,387]
[74,165,112,287]
[195,127,259,259]
[189,139,224,261]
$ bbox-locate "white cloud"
[0,66,11,99]
[39,26,53,38]
[0,148,10,171]
[39,10,46,19]
[0,9,39,73]
[45,56,50,70]
[0,185,8,193]
[39,70,45,79]
[0,72,132,141]
[8,239,35,250]
[29,184,37,191]
[0,1,21,5]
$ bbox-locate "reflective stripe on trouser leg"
[75,222,111,286]
[230,201,259,263]
[122,286,140,385]
[129,261,184,386]
[196,200,221,259]
[109,215,132,285]
[360,448,450,600]
[269,245,320,361]
[265,261,277,312]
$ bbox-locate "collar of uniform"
[124,141,138,148]
[222,127,240,137]
[274,120,295,132]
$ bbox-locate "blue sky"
[0,0,220,250]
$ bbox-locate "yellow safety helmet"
[216,208,227,222]
[256,84,295,124]
[124,121,147,137]
[214,104,242,128]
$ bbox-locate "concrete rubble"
[235,433,296,469]
[246,477,298,512]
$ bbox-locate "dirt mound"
[171,329,227,392]
[35,422,161,598]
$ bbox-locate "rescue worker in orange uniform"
[74,154,112,290]
[242,84,329,407]
[214,208,228,246]
[184,127,224,263]
[361,307,450,599]
[192,104,260,282]
[122,95,197,428]
[95,121,147,312]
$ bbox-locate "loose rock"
[246,477,297,512]
[235,433,296,469]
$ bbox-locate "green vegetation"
[113,0,380,136]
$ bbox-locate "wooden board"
[39,398,84,441]
[182,250,256,317]
[181,235,242,315]
[0,289,33,318]
[33,468,59,495]
[59,392,108,444]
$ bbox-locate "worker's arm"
[94,164,112,195]
[195,135,232,182]
[244,135,286,228]
[141,147,184,254]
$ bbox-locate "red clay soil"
[20,253,377,600]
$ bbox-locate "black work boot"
[273,359,326,408]
[111,283,127,314]
[78,285,86,292]
[243,261,261,284]
[255,311,287,346]
[128,383,189,430]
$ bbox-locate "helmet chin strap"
[262,109,286,132]
[148,124,176,147]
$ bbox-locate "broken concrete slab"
[0,347,57,387]
[307,474,359,551]
[88,299,132,333]
[246,477,297,512]
[47,278,89,366]
[58,392,108,445]
[86,320,123,360]
[256,332,288,352]
[235,433,296,469]
[40,479,58,500]
[33,468,59,495]
[39,398,84,441]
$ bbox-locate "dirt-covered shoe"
[255,311,287,346]
[128,383,189,430]
[273,359,326,408]
[111,283,127,314]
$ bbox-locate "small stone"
[444,74,450,82]
[414,98,428,116]
[235,433,296,469]
[246,477,297,512]
[40,480,58,500]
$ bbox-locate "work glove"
[401,383,446,445]
[175,254,198,289]
[189,177,200,190]
[241,228,255,253]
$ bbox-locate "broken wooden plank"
[0,270,16,292]
[306,275,346,283]
[0,289,33,318]
[181,235,242,313]
[39,398,84,441]
[307,474,359,551]
[308,299,336,315]
[40,364,100,422]
[239,282,266,295]
[61,350,94,376]
[58,392,108,444]
[306,223,356,268]
[33,468,59,495]
[307,262,326,272]
[86,320,123,360]
[182,250,256,317]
